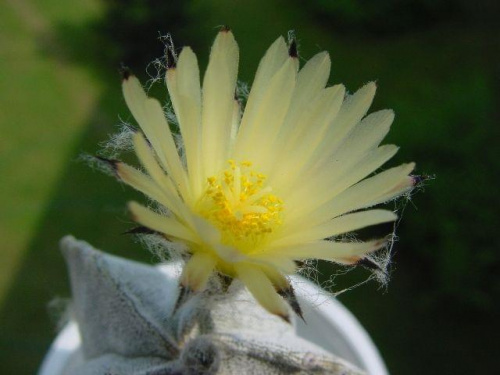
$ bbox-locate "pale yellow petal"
[248,36,288,95]
[273,209,397,247]
[310,82,377,168]
[229,97,241,147]
[294,51,331,98]
[132,132,191,220]
[116,162,173,209]
[132,132,177,194]
[285,144,399,224]
[190,216,247,263]
[314,163,415,222]
[268,238,388,261]
[317,144,400,203]
[122,75,188,198]
[142,98,188,194]
[327,82,378,147]
[233,58,297,168]
[235,264,289,320]
[278,52,331,141]
[270,84,346,189]
[368,175,415,206]
[259,265,289,290]
[248,254,297,274]
[291,84,345,147]
[180,252,217,291]
[128,201,197,242]
[235,36,288,147]
[274,83,377,194]
[327,140,399,190]
[201,30,239,177]
[331,109,394,170]
[166,47,203,197]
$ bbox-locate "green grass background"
[0,0,498,373]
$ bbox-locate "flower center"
[199,160,283,251]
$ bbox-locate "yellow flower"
[111,29,415,321]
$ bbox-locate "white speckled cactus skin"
[60,236,364,375]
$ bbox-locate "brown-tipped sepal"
[119,64,132,80]
[162,34,178,70]
[277,285,305,323]
[235,264,291,324]
[356,257,386,275]
[288,38,298,58]
[411,174,434,187]
[173,283,193,314]
[123,226,160,236]
[166,46,177,69]
[94,156,119,177]
[277,311,291,324]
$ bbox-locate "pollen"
[200,160,284,250]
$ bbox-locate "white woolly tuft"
[79,154,117,177]
[161,100,180,131]
[173,129,186,166]
[307,226,397,301]
[296,259,320,284]
[235,80,250,108]
[135,232,187,264]
[145,33,175,90]
[99,122,136,159]
[369,231,397,287]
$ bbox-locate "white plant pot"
[39,265,389,375]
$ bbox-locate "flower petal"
[122,75,189,199]
[314,163,415,223]
[233,57,297,169]
[180,252,217,291]
[285,144,399,226]
[128,201,197,243]
[132,132,187,218]
[270,84,346,190]
[248,254,297,275]
[230,96,241,145]
[294,51,331,98]
[235,264,290,321]
[273,209,397,247]
[235,36,288,144]
[331,109,395,170]
[279,52,331,139]
[259,266,305,320]
[201,29,239,177]
[190,216,247,263]
[312,82,377,167]
[116,162,173,209]
[269,238,388,262]
[325,143,400,195]
[166,47,203,197]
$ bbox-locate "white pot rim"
[291,277,389,375]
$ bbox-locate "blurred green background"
[1,0,498,373]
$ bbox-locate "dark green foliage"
[301,0,500,34]
[96,0,188,66]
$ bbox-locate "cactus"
[60,236,364,374]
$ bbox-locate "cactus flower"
[107,29,416,321]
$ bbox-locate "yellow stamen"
[199,160,284,251]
